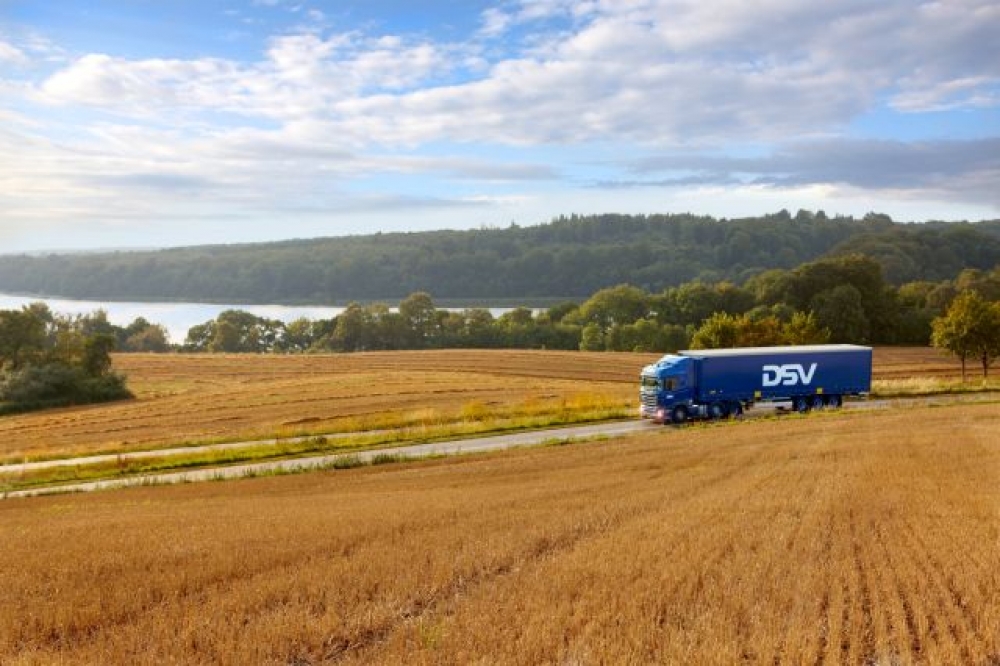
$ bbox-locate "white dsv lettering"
[762,363,818,387]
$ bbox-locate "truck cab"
[640,354,694,423]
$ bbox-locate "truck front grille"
[640,390,658,416]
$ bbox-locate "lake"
[0,293,353,343]
[0,293,522,344]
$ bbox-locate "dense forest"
[2,211,999,303]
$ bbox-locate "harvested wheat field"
[0,348,966,463]
[871,346,966,381]
[0,350,653,461]
[1,401,997,664]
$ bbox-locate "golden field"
[0,350,651,462]
[0,347,968,463]
[0,400,997,664]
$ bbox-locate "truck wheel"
[826,394,843,408]
[670,405,689,425]
[708,402,728,420]
[811,395,825,410]
[792,396,810,413]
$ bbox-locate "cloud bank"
[0,0,998,251]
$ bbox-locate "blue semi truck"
[640,344,872,424]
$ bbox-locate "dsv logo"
[762,363,817,387]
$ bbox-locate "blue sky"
[1,0,998,252]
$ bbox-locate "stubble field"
[0,399,997,664]
[0,350,651,462]
[0,347,967,464]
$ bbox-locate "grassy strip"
[871,377,1000,398]
[0,405,632,492]
[8,431,621,498]
[222,452,414,482]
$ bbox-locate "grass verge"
[0,398,632,493]
[871,377,1000,397]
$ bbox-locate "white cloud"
[479,8,513,37]
[40,53,241,112]
[0,40,28,65]
[891,76,999,112]
[26,0,1000,146]
[1,0,998,252]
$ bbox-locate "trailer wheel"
[708,402,728,420]
[826,394,843,408]
[670,405,689,425]
[792,396,810,413]
[730,401,744,418]
[811,395,825,410]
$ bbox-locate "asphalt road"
[2,420,654,499]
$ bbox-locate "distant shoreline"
[0,290,574,309]
[0,292,547,344]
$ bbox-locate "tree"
[461,309,498,348]
[203,310,283,353]
[579,323,605,351]
[76,309,117,338]
[782,312,830,345]
[689,312,741,349]
[82,334,116,377]
[546,301,579,323]
[616,319,668,352]
[279,317,317,353]
[575,285,649,329]
[209,319,242,353]
[931,291,1000,380]
[0,307,47,371]
[185,322,215,352]
[809,285,870,343]
[496,307,538,348]
[737,315,785,347]
[119,317,171,352]
[978,302,1000,378]
[787,254,893,340]
[328,303,372,352]
[399,292,439,348]
[125,324,170,352]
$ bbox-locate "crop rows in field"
[0,350,652,461]
[0,401,996,663]
[870,346,965,380]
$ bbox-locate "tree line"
[4,253,998,416]
[0,305,133,414]
[173,255,1000,374]
[1,211,998,303]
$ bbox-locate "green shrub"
[0,364,132,407]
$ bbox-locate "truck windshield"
[641,376,660,389]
